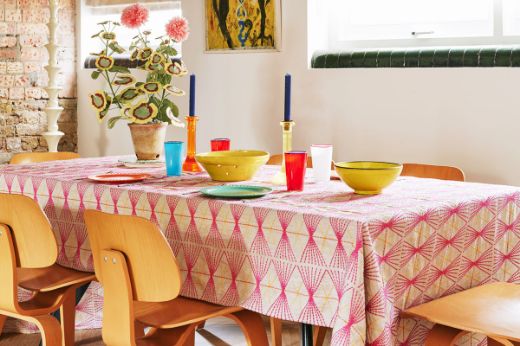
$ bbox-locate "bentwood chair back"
[84,210,182,303]
[403,282,520,345]
[9,152,80,165]
[401,163,465,181]
[0,193,57,267]
[84,210,269,346]
[0,193,95,346]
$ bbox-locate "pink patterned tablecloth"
[1,156,520,345]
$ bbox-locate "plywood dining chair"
[401,163,465,181]
[0,193,95,346]
[402,282,520,345]
[9,152,80,165]
[84,210,269,346]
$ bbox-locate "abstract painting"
[205,0,280,51]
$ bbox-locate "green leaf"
[107,116,125,129]
[91,30,103,38]
[91,70,101,79]
[98,21,109,25]
[157,46,177,56]
[157,73,172,86]
[168,100,179,117]
[109,65,130,74]
[109,42,125,54]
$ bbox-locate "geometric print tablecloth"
[1,157,519,345]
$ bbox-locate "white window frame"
[80,0,182,63]
[322,0,520,51]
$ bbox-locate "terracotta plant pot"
[128,123,167,160]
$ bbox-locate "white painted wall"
[78,0,520,185]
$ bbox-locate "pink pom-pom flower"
[165,17,190,42]
[121,3,149,29]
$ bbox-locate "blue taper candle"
[189,74,196,116]
[284,74,291,121]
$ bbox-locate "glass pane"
[88,6,182,50]
[503,0,520,35]
[335,0,494,40]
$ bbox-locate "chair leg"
[0,314,6,337]
[30,315,62,346]
[143,324,196,346]
[60,289,76,346]
[270,317,282,346]
[228,310,269,346]
[425,324,467,346]
[313,326,328,346]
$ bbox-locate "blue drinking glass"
[164,141,184,176]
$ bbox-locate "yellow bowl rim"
[196,150,269,158]
[334,161,403,170]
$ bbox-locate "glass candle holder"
[311,144,333,182]
[165,141,184,177]
[182,116,202,173]
[211,138,231,151]
[285,151,307,191]
[272,121,295,185]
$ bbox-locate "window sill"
[83,55,181,69]
[311,46,520,68]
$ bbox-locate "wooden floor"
[0,317,331,345]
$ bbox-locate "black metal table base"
[301,323,313,346]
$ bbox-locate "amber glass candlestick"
[272,121,295,185]
[182,116,202,173]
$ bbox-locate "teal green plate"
[200,185,273,199]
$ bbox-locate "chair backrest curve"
[84,210,182,302]
[0,193,57,268]
[9,152,80,165]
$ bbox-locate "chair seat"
[403,282,520,342]
[18,264,95,293]
[134,297,243,329]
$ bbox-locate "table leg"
[301,323,313,346]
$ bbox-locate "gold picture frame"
[204,0,282,52]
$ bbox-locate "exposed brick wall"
[0,0,77,164]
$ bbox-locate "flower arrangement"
[89,3,189,129]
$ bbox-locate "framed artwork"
[205,0,281,52]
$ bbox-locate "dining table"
[1,156,520,346]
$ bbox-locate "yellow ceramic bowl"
[334,161,403,195]
[195,150,270,182]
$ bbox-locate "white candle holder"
[42,0,64,152]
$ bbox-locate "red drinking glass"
[284,151,307,191]
[210,138,231,151]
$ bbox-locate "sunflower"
[129,102,158,124]
[118,87,141,103]
[95,55,114,70]
[140,82,162,94]
[89,91,107,111]
[113,74,136,86]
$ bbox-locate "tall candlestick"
[284,74,291,122]
[42,0,64,152]
[272,120,295,185]
[182,116,202,172]
[189,74,196,116]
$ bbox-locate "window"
[81,0,181,63]
[320,0,520,50]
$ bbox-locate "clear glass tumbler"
[311,144,333,183]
